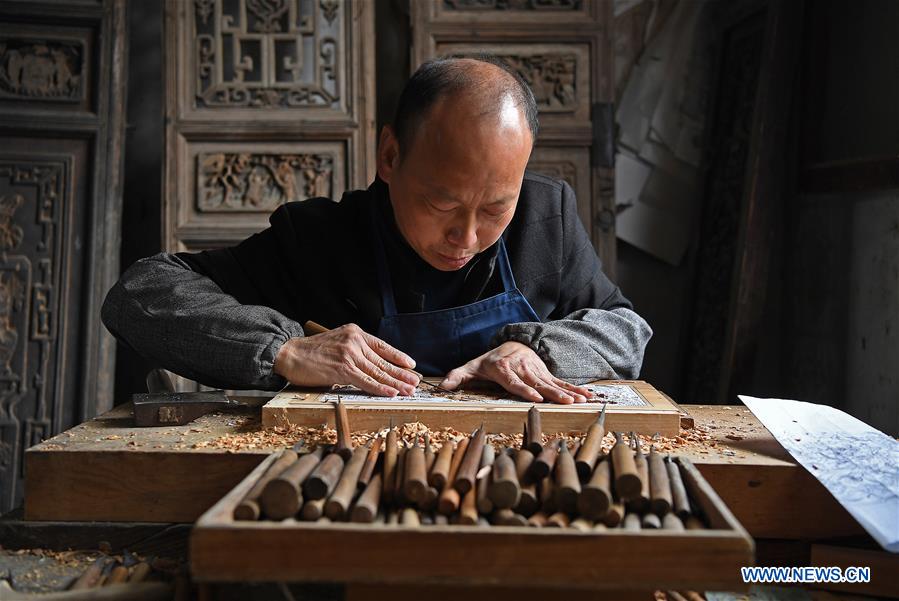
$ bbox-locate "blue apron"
[370,201,541,376]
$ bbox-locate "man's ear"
[377,125,400,184]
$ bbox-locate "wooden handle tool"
[325,445,368,520]
[300,497,326,521]
[261,446,324,520]
[514,448,539,517]
[382,420,398,505]
[554,440,581,514]
[545,511,570,528]
[234,448,299,520]
[577,455,612,520]
[357,436,381,491]
[527,511,549,527]
[351,473,383,523]
[424,433,435,470]
[525,406,543,454]
[641,512,662,529]
[403,436,428,503]
[648,438,672,515]
[666,455,692,520]
[437,437,470,514]
[333,400,354,460]
[627,432,650,513]
[487,448,521,510]
[453,426,486,496]
[575,402,607,479]
[529,437,559,481]
[304,449,345,500]
[476,444,496,514]
[493,508,528,527]
[429,438,455,489]
[622,512,641,531]
[393,444,408,505]
[539,475,557,515]
[602,501,625,527]
[459,486,479,525]
[610,432,641,501]
[662,513,685,531]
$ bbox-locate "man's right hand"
[273,323,419,396]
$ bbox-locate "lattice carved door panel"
[0,1,127,513]
[411,0,617,276]
[165,0,375,252]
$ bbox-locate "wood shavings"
[195,420,715,456]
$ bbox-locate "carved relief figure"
[503,54,576,110]
[0,40,82,100]
[198,153,332,211]
[0,195,24,251]
[0,271,21,377]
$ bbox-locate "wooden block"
[262,380,681,437]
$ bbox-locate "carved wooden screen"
[411,0,617,276]
[164,0,376,252]
[0,0,127,512]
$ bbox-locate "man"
[102,56,652,404]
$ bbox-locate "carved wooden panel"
[434,43,591,127]
[0,23,95,113]
[0,1,126,513]
[173,139,347,250]
[165,0,375,251]
[412,0,617,276]
[435,0,590,23]
[528,145,591,234]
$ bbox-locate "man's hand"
[274,324,420,396]
[439,341,593,404]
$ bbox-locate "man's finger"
[439,366,472,391]
[528,377,574,405]
[362,332,416,369]
[361,345,419,390]
[552,378,591,402]
[357,351,416,396]
[492,364,542,403]
[348,366,400,397]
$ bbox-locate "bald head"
[392,56,539,159]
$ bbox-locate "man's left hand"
[439,341,593,404]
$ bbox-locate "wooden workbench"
[24,402,863,540]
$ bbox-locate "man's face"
[377,93,533,272]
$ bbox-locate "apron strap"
[495,237,518,292]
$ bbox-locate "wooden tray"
[262,379,682,437]
[191,454,754,589]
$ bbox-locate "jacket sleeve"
[101,217,306,391]
[493,181,652,382]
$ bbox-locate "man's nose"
[447,213,478,249]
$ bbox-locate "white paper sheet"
[740,396,899,553]
[320,384,648,408]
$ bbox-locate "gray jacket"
[102,174,652,390]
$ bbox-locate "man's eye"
[483,206,510,217]
[427,200,455,213]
